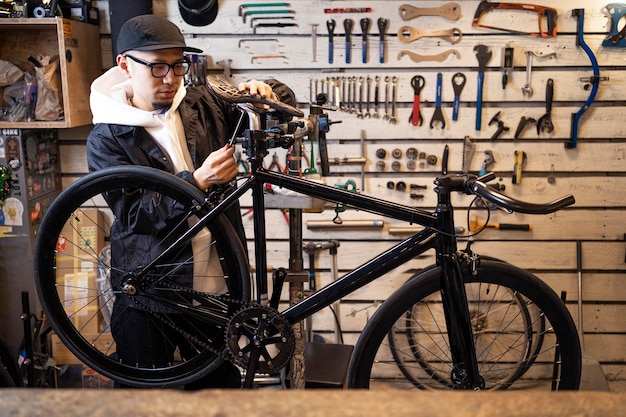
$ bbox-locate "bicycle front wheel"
[34,166,251,387]
[348,260,581,390]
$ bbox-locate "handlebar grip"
[470,179,575,214]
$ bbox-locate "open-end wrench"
[390,76,398,124]
[409,75,425,126]
[430,72,445,129]
[327,19,336,64]
[537,78,554,134]
[399,2,462,21]
[360,18,371,64]
[373,76,380,118]
[377,18,388,63]
[451,72,466,121]
[398,49,460,63]
[365,76,372,117]
[474,45,492,130]
[522,50,534,97]
[344,19,354,64]
[357,76,364,118]
[383,76,390,120]
[397,26,462,44]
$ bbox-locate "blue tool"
[474,45,492,130]
[327,19,335,64]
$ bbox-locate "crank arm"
[398,26,462,44]
[399,2,461,21]
[472,0,558,38]
[398,49,460,63]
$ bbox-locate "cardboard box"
[49,331,116,366]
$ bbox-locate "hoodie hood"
[90,66,187,126]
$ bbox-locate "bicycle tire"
[34,166,251,387]
[348,260,581,390]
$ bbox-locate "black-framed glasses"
[124,54,191,78]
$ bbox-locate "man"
[86,14,295,388]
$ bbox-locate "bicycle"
[33,75,582,390]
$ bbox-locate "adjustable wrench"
[474,45,492,130]
[537,78,554,134]
[451,72,466,121]
[327,19,336,64]
[430,72,445,129]
[409,75,425,126]
[360,18,371,63]
[343,19,354,64]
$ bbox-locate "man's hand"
[193,145,238,190]
[238,80,278,105]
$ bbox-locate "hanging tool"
[373,76,380,118]
[324,7,372,14]
[398,49,460,63]
[488,111,509,140]
[462,136,475,173]
[430,73,445,129]
[399,2,462,21]
[479,150,495,176]
[409,75,425,126]
[537,78,555,134]
[567,9,607,149]
[474,45,492,131]
[514,116,537,140]
[501,46,514,89]
[249,15,296,28]
[239,3,291,16]
[397,26,462,44]
[521,50,557,98]
[343,18,354,64]
[472,1,558,38]
[253,22,298,33]
[389,76,398,124]
[603,4,626,47]
[242,9,295,23]
[469,215,532,232]
[377,18,388,63]
[451,72,466,121]
[310,23,318,62]
[326,19,336,64]
[512,150,527,184]
[360,18,370,63]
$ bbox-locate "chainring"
[225,305,295,374]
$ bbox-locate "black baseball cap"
[178,0,218,27]
[117,14,203,55]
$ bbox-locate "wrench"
[399,2,462,21]
[365,76,372,117]
[383,76,390,121]
[522,50,557,98]
[430,72,445,129]
[451,72,466,121]
[373,76,380,118]
[398,49,460,63]
[537,78,554,134]
[357,76,364,118]
[390,76,398,124]
[360,18,371,63]
[409,75,425,126]
[327,19,336,64]
[377,18,388,63]
[397,26,462,44]
[343,19,354,64]
[474,44,492,130]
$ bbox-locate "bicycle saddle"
[206,75,304,117]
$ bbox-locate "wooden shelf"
[0,18,102,128]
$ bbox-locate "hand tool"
[324,7,372,14]
[488,111,509,140]
[512,150,527,184]
[462,136,475,173]
[501,46,514,89]
[522,51,534,97]
[442,144,449,175]
[360,18,370,63]
[451,72,465,121]
[399,2,462,21]
[430,73,445,129]
[397,26,462,44]
[398,49,460,63]
[383,76,390,121]
[250,15,295,27]
[242,9,294,23]
[537,78,554,134]
[239,3,290,16]
[469,215,532,232]
[343,18,354,64]
[373,76,380,118]
[253,22,298,33]
[310,23,318,62]
[409,75,425,126]
[357,76,364,118]
[377,18,388,63]
[472,1,558,38]
[603,3,626,47]
[474,45,492,130]
[567,9,607,149]
[326,19,335,64]
[365,76,372,117]
[389,76,398,124]
[514,116,537,140]
[478,150,495,176]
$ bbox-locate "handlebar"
[467,174,575,214]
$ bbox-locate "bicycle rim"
[34,166,251,387]
[348,260,581,390]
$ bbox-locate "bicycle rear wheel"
[348,260,581,390]
[34,166,251,387]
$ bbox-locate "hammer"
[469,215,532,232]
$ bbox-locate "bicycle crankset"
[225,305,295,374]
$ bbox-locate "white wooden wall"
[61,0,625,384]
